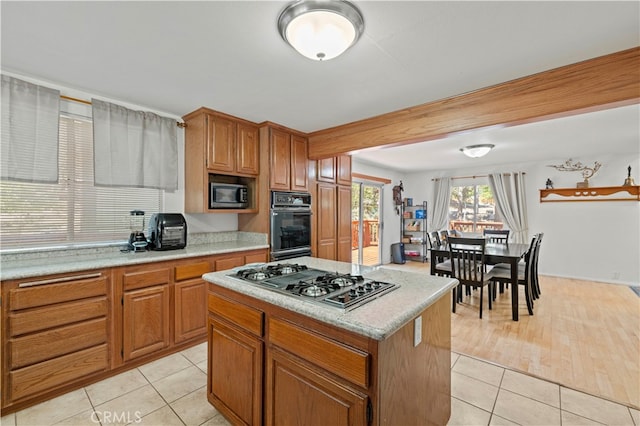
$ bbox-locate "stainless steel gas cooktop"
[232,263,399,311]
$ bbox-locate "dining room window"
[0,100,162,250]
[449,184,504,233]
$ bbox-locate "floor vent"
[630,286,640,297]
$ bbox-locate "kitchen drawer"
[122,267,170,291]
[244,252,268,265]
[9,297,108,337]
[175,261,211,282]
[9,344,109,401]
[9,318,107,369]
[268,317,369,388]
[8,273,108,311]
[208,293,263,337]
[214,256,244,271]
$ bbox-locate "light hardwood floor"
[382,261,640,410]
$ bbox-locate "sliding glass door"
[351,181,383,266]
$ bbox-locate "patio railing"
[351,220,379,249]
[449,220,503,233]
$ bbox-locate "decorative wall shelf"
[539,185,639,203]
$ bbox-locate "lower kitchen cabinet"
[266,347,368,426]
[206,282,451,426]
[123,284,171,361]
[208,293,264,426]
[0,247,268,415]
[120,265,172,362]
[175,262,211,343]
[2,271,111,409]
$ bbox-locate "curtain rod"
[431,172,525,181]
[60,95,186,128]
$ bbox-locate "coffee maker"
[128,210,148,252]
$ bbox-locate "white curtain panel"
[1,75,60,183]
[92,99,177,190]
[430,177,451,232]
[488,172,528,243]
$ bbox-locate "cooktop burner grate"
[231,263,398,310]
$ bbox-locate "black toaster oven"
[147,213,187,250]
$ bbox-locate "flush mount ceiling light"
[460,144,495,158]
[278,0,365,61]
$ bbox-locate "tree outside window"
[449,184,504,233]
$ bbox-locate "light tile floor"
[2,343,638,426]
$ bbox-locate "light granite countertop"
[203,256,458,341]
[0,232,268,281]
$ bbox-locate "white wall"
[393,152,640,286]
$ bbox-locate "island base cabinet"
[266,347,368,426]
[208,315,263,426]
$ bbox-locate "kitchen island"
[204,257,458,426]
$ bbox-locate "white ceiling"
[2,1,639,172]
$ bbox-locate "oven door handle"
[271,210,312,216]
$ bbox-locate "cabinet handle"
[18,272,102,288]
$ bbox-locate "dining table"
[429,241,530,321]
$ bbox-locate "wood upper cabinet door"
[208,316,263,426]
[269,128,291,190]
[337,155,352,186]
[237,123,259,175]
[207,114,236,172]
[337,185,352,262]
[317,157,336,183]
[123,285,170,362]
[290,135,309,191]
[316,183,337,260]
[266,347,367,426]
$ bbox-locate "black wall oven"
[270,191,312,261]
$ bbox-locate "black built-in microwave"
[210,183,248,209]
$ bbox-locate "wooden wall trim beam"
[308,47,640,159]
[351,173,392,184]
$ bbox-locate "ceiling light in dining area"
[460,144,495,158]
[277,0,365,61]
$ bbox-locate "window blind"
[0,105,162,249]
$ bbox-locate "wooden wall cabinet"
[317,155,351,186]
[269,127,309,192]
[316,183,337,260]
[315,155,352,262]
[183,107,259,213]
[2,271,111,408]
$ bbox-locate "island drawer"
[208,293,263,337]
[268,317,369,388]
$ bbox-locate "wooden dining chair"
[483,229,510,244]
[489,234,538,315]
[448,237,495,318]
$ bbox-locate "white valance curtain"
[92,99,177,191]
[1,75,60,183]
[488,172,528,243]
[430,177,451,232]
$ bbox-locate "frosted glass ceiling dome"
[278,0,365,61]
